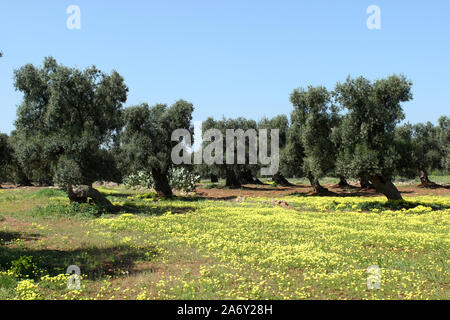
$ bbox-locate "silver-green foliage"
[124,167,200,193]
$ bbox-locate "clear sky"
[1,0,449,134]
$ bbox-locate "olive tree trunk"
[225,168,241,188]
[272,172,292,186]
[151,168,173,197]
[238,169,263,185]
[337,176,350,187]
[307,173,328,194]
[17,171,33,187]
[370,176,403,200]
[359,176,374,189]
[418,169,437,187]
[67,184,113,208]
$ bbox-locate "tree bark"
[15,166,33,187]
[67,184,113,208]
[210,174,218,183]
[307,173,328,194]
[238,169,263,185]
[370,176,403,200]
[151,168,173,197]
[337,176,350,187]
[225,168,241,188]
[418,169,437,187]
[359,176,374,189]
[272,172,292,186]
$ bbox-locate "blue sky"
[0,0,449,134]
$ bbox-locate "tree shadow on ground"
[352,199,450,212]
[241,186,289,191]
[113,203,196,215]
[0,230,158,280]
[194,193,238,201]
[417,184,450,190]
[339,190,414,197]
[0,231,40,245]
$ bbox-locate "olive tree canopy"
[121,100,194,197]
[334,75,413,200]
[13,57,128,206]
[289,86,338,193]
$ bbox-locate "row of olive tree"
[194,75,449,200]
[289,75,449,200]
[1,58,449,203]
[0,57,194,206]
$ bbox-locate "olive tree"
[258,115,292,186]
[0,133,13,188]
[13,57,128,207]
[394,123,417,180]
[121,100,194,197]
[289,86,337,193]
[329,115,352,187]
[228,117,262,185]
[438,116,450,173]
[201,117,241,188]
[334,75,413,200]
[8,130,55,186]
[412,122,441,186]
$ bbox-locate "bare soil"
[2,182,449,200]
[195,183,450,200]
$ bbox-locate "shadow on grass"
[0,231,40,245]
[355,200,450,212]
[0,230,159,280]
[341,190,414,197]
[417,184,450,190]
[193,194,238,201]
[112,203,196,216]
[288,189,415,198]
[241,186,290,192]
[105,191,210,215]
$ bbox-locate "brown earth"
[2,183,449,200]
[195,183,450,200]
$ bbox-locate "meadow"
[0,183,448,300]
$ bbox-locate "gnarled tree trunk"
[238,169,263,185]
[359,176,374,189]
[151,168,173,197]
[307,173,328,194]
[337,176,350,187]
[370,176,403,200]
[272,172,292,186]
[418,169,437,187]
[67,184,113,208]
[16,168,33,187]
[225,168,241,188]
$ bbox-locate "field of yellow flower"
[0,187,448,300]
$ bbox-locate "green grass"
[0,186,448,300]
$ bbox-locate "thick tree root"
[68,184,113,209]
[417,181,441,188]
